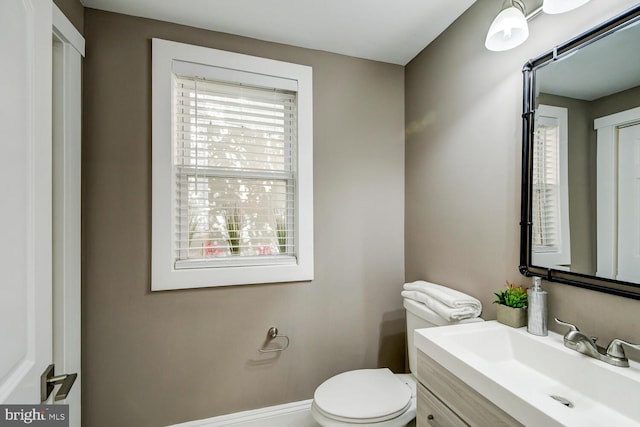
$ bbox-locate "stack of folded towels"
[402,280,482,321]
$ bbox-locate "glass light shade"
[485,6,529,52]
[543,0,591,14]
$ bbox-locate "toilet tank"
[404,298,483,375]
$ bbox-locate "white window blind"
[532,116,560,251]
[531,104,570,270]
[173,75,297,268]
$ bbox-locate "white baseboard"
[167,399,319,427]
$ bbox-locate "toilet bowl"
[311,297,484,427]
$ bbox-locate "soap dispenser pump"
[527,276,548,336]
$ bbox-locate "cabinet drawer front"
[417,382,468,427]
[417,351,523,427]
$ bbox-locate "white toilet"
[311,297,484,427]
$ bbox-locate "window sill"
[152,254,313,291]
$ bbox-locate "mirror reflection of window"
[533,118,559,249]
[532,105,571,270]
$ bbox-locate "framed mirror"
[520,4,640,299]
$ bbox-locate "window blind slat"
[175,96,296,117]
[175,114,293,133]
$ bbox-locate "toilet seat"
[312,369,415,426]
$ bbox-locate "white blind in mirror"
[532,117,560,250]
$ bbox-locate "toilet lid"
[313,369,412,423]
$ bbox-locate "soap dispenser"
[527,276,548,336]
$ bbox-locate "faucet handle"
[554,318,580,332]
[606,338,640,359]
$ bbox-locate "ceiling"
[81,0,476,65]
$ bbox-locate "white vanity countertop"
[415,321,640,427]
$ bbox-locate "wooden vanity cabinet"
[416,350,523,427]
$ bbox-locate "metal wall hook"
[259,326,290,353]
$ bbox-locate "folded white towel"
[403,280,482,309]
[402,280,482,321]
[401,291,480,321]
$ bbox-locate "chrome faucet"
[554,318,640,368]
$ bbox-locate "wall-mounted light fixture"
[485,0,529,51]
[485,0,591,51]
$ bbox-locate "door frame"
[52,4,84,424]
[594,106,640,279]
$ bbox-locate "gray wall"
[82,9,405,427]
[405,0,640,343]
[53,0,84,35]
[590,84,640,121]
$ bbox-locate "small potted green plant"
[494,282,528,328]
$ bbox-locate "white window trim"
[152,38,313,291]
[531,104,571,270]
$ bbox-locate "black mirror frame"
[520,4,640,300]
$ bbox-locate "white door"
[0,0,54,404]
[617,124,640,283]
[1,1,81,418]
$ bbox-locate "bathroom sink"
[415,321,640,426]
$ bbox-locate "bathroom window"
[151,39,313,290]
[531,104,570,269]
